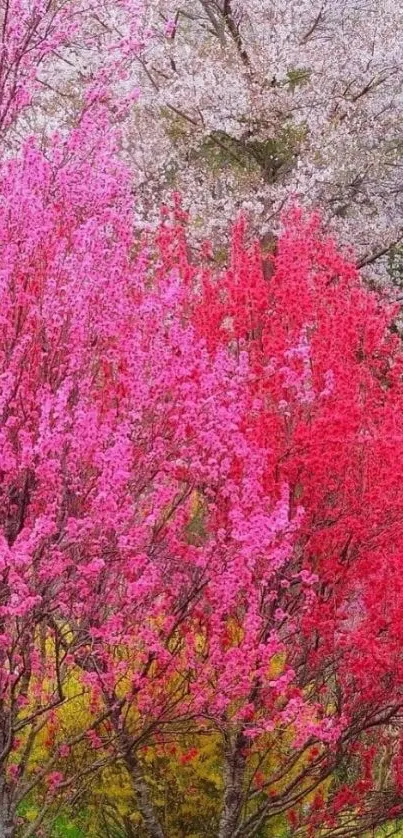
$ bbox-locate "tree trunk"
[109,706,166,838]
[218,730,247,838]
[0,781,15,838]
[123,748,166,838]
[0,819,14,838]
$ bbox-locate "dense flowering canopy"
[2,3,403,838]
[0,116,299,836]
[2,103,403,835]
[194,211,403,835]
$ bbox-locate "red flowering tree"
[192,213,403,837]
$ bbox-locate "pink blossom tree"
[0,0,145,151]
[0,106,298,834]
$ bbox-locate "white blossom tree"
[117,0,403,281]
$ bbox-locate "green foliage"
[160,104,306,189]
[286,67,312,91]
[388,243,403,287]
[17,801,86,838]
[374,823,403,837]
[197,123,305,183]
[160,107,191,144]
[186,490,206,544]
[51,817,86,837]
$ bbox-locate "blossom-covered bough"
[0,0,145,150]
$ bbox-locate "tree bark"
[0,822,14,838]
[218,730,247,838]
[109,707,166,838]
[0,779,15,838]
[123,748,166,838]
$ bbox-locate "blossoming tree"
[191,211,403,837]
[124,0,403,282]
[0,105,298,835]
[0,0,145,150]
